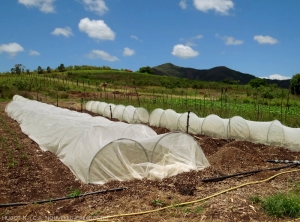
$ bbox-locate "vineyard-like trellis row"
[1,73,300,127]
[86,100,300,151]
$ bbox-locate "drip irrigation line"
[0,187,127,208]
[201,163,298,182]
[267,159,300,164]
[40,168,300,222]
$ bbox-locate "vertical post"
[110,105,112,119]
[280,89,283,122]
[56,94,58,107]
[186,111,190,134]
[135,86,140,107]
[81,98,83,112]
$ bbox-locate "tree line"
[7,64,300,95]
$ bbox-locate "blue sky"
[0,0,299,79]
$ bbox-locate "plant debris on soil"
[1,100,300,222]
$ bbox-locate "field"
[1,71,300,127]
[1,96,300,222]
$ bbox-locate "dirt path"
[1,101,300,222]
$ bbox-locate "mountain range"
[152,63,290,88]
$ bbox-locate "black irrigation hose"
[0,187,127,208]
[267,159,300,164]
[201,163,298,182]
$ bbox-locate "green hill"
[152,63,290,88]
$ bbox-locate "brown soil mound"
[1,101,300,222]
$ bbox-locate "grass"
[250,182,300,218]
[262,192,300,218]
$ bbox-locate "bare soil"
[1,100,300,222]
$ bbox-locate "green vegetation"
[290,73,300,95]
[249,183,300,219]
[1,64,300,127]
[248,78,268,88]
[139,66,154,74]
[152,199,166,207]
[67,187,81,198]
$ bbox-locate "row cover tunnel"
[86,100,300,151]
[5,95,209,184]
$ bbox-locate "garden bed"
[1,101,300,222]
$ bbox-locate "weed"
[292,182,300,194]
[0,210,10,216]
[7,158,18,168]
[262,192,300,218]
[183,207,191,213]
[249,195,262,204]
[67,187,81,198]
[194,205,203,214]
[151,199,165,207]
[21,152,28,160]
[90,211,99,216]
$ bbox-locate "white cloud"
[179,0,187,9]
[182,34,203,46]
[78,18,115,40]
[172,44,199,59]
[51,27,73,37]
[28,50,40,56]
[0,42,24,57]
[254,35,278,44]
[18,0,55,13]
[130,35,142,42]
[81,0,108,15]
[193,0,234,15]
[262,74,290,80]
[123,47,135,56]
[216,34,243,45]
[224,36,243,45]
[86,50,119,61]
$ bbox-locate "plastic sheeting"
[6,95,210,184]
[86,100,300,151]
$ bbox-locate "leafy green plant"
[67,187,81,198]
[151,199,165,207]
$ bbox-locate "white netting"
[86,100,300,151]
[149,108,164,127]
[6,95,209,184]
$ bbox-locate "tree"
[290,73,300,95]
[138,66,154,74]
[10,64,25,74]
[46,66,51,73]
[58,63,66,72]
[248,78,267,88]
[37,66,44,74]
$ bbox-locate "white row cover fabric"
[6,95,210,184]
[86,100,300,151]
[86,101,149,124]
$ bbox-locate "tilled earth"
[1,101,300,222]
